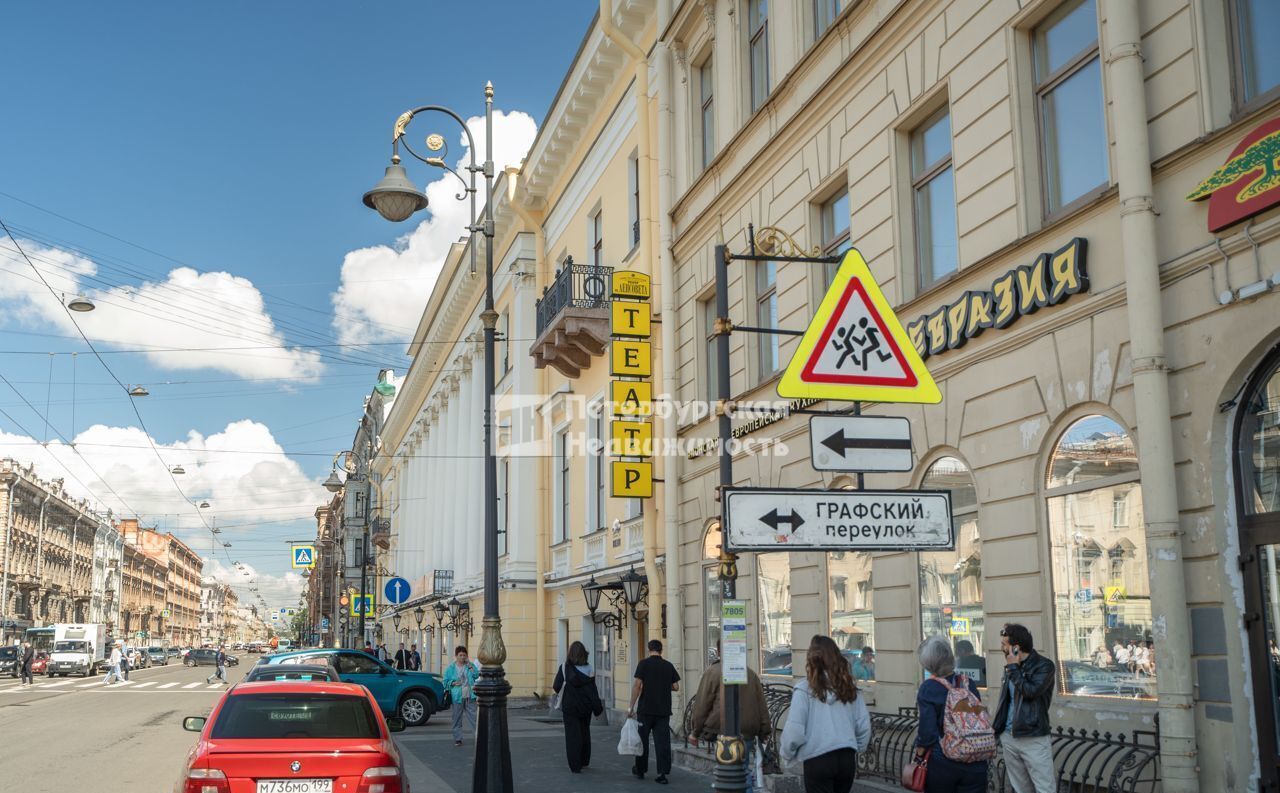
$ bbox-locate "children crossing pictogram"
[778,249,940,403]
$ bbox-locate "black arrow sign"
[760,508,805,533]
[821,428,913,458]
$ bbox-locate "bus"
[24,626,54,653]
[275,638,292,652]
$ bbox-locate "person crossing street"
[443,645,480,747]
[102,644,124,686]
[206,644,229,685]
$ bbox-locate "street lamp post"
[364,83,510,793]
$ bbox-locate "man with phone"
[993,623,1056,793]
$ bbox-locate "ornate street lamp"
[66,294,95,312]
[322,470,343,493]
[392,612,402,632]
[582,576,625,637]
[620,567,646,612]
[413,606,425,631]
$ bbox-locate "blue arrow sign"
[384,577,411,605]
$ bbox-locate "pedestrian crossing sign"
[778,249,940,404]
[292,545,316,569]
[350,593,374,617]
[1105,585,1126,604]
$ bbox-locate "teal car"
[257,649,444,726]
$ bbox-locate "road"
[0,660,714,793]
[0,658,236,792]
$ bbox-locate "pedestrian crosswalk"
[0,673,232,694]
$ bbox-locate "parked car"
[30,651,49,675]
[177,680,407,793]
[0,646,18,678]
[259,648,444,727]
[244,663,340,683]
[1060,660,1154,699]
[126,647,149,669]
[184,648,239,667]
[146,647,169,666]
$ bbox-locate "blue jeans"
[102,664,122,684]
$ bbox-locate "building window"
[702,295,719,402]
[703,523,723,664]
[756,261,779,378]
[628,153,641,250]
[748,0,769,113]
[819,189,851,285]
[1230,0,1280,107]
[918,456,985,686]
[499,311,510,375]
[758,553,791,680]
[554,428,570,544]
[829,551,874,680]
[1046,415,1154,700]
[699,58,715,169]
[590,210,603,269]
[594,404,607,532]
[813,0,840,40]
[912,108,958,288]
[1034,0,1108,215]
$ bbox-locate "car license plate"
[256,780,332,793]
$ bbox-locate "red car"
[176,680,409,793]
[31,651,49,675]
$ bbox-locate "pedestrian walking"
[690,645,771,793]
[443,645,479,746]
[911,637,992,793]
[206,645,229,685]
[553,640,604,773]
[993,624,1056,793]
[394,642,409,671]
[627,639,681,784]
[779,635,871,793]
[409,644,422,671]
[102,644,124,685]
[376,642,390,663]
[120,641,130,681]
[20,642,34,686]
[851,646,876,681]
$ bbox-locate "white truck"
[46,624,108,677]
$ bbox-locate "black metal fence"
[679,685,1161,793]
[535,257,613,337]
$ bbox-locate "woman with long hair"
[780,635,872,793]
[553,640,604,772]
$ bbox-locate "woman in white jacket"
[780,635,873,793]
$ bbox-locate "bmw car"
[257,649,443,727]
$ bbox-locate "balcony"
[531,258,612,378]
[370,517,391,551]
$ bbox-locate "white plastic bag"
[617,717,644,756]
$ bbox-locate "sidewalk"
[394,711,714,793]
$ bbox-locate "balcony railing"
[535,258,613,336]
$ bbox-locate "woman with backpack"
[552,640,604,773]
[910,637,994,792]
[779,635,872,793]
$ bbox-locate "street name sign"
[778,249,940,404]
[809,415,913,472]
[383,576,411,605]
[723,487,953,552]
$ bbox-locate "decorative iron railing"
[535,257,613,337]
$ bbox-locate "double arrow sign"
[760,508,805,532]
[809,415,913,473]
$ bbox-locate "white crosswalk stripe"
[38,680,73,688]
[206,684,223,689]
[158,682,178,689]
[183,682,203,689]
[132,681,156,689]
[78,680,105,688]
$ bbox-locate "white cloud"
[205,558,304,616]
[0,240,324,380]
[332,108,538,345]
[0,418,324,606]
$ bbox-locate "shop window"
[1033,0,1108,215]
[1230,0,1280,108]
[1046,414,1154,700]
[829,551,874,680]
[703,523,723,665]
[918,456,985,686]
[747,0,769,113]
[758,553,791,680]
[911,108,958,287]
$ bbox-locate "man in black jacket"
[993,623,1056,793]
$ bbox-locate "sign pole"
[713,243,747,792]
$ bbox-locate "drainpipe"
[654,0,683,695]
[1105,2,1197,789]
[36,492,50,626]
[600,0,662,653]
[508,166,550,695]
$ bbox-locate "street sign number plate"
[808,415,913,472]
[723,487,953,552]
[256,780,332,793]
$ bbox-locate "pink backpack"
[933,674,997,762]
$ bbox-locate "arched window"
[1045,414,1153,699]
[918,456,985,685]
[757,553,792,680]
[828,478,875,680]
[702,522,723,665]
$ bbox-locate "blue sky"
[0,1,587,615]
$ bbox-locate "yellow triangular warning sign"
[778,249,940,404]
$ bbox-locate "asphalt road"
[0,657,239,792]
